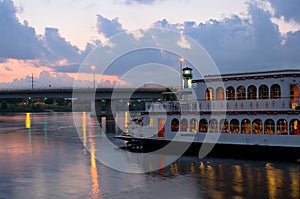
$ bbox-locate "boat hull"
[115,135,300,162]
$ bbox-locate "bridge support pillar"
[94,99,117,134]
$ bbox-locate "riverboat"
[115,66,300,161]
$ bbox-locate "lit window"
[226,86,235,100]
[230,119,239,133]
[270,84,281,99]
[171,118,179,132]
[190,119,198,132]
[220,119,228,133]
[241,119,251,134]
[236,86,246,100]
[199,119,208,132]
[180,118,188,132]
[149,118,153,127]
[276,119,287,135]
[252,119,262,134]
[264,119,275,134]
[259,85,269,99]
[247,85,257,100]
[206,88,214,101]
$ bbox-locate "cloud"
[43,28,81,62]
[151,3,300,72]
[269,0,300,23]
[0,71,76,89]
[96,15,124,38]
[4,66,12,71]
[0,0,87,74]
[0,0,44,59]
[177,32,191,49]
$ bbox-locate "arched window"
[199,119,208,132]
[247,85,257,100]
[171,118,179,132]
[270,84,281,99]
[230,119,239,133]
[264,119,275,134]
[276,119,288,135]
[216,87,224,100]
[259,85,269,99]
[219,119,228,133]
[190,118,198,132]
[209,118,218,132]
[236,86,246,100]
[206,87,214,101]
[180,118,188,132]
[241,119,251,134]
[226,86,235,100]
[290,119,300,135]
[252,119,263,134]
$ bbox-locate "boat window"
[199,119,208,132]
[190,119,198,132]
[206,87,214,101]
[219,119,228,133]
[259,85,269,99]
[180,118,188,132]
[216,87,224,100]
[247,85,257,100]
[171,118,179,132]
[290,119,300,135]
[149,118,154,127]
[241,119,251,134]
[230,119,239,133]
[158,118,165,137]
[290,84,299,108]
[209,119,218,133]
[226,86,235,100]
[270,84,281,99]
[252,119,263,134]
[264,119,275,134]
[236,86,246,100]
[276,119,288,135]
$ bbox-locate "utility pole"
[27,73,36,90]
[31,73,34,90]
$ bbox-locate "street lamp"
[179,57,184,70]
[91,65,96,90]
[179,57,184,88]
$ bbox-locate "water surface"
[0,112,299,199]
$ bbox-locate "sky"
[0,0,300,88]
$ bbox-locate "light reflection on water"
[0,112,299,199]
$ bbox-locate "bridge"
[0,87,167,99]
[0,87,168,133]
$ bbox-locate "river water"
[0,112,299,199]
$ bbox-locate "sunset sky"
[0,0,300,88]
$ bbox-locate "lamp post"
[91,65,96,90]
[179,57,184,89]
[90,65,96,117]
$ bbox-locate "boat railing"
[145,98,295,112]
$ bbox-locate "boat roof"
[193,69,300,83]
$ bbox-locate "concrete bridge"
[0,87,168,133]
[0,87,167,100]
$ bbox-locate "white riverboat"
[116,67,300,161]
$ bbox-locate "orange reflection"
[232,165,243,194]
[82,112,87,153]
[89,137,101,199]
[25,113,32,144]
[124,111,129,135]
[170,163,178,177]
[290,168,300,198]
[88,113,101,199]
[25,113,31,129]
